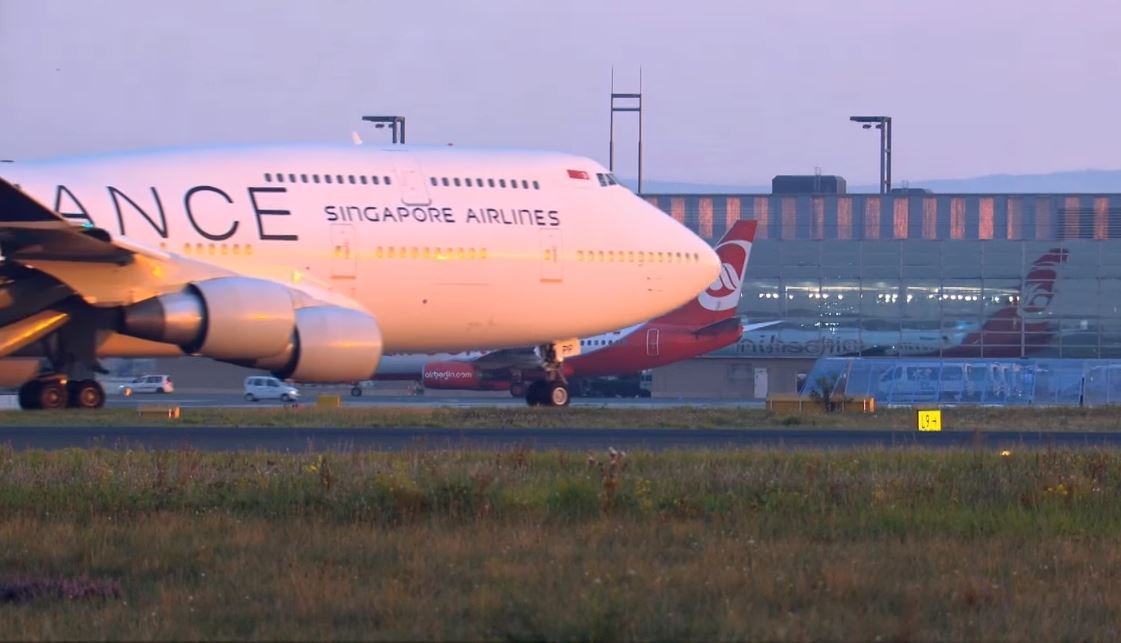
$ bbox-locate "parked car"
[119,374,174,396]
[244,376,300,402]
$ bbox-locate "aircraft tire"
[545,382,570,407]
[37,380,68,410]
[525,381,546,406]
[69,380,105,409]
[510,383,524,398]
[18,380,42,410]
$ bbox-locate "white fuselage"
[1,144,719,355]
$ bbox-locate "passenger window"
[453,178,461,187]
[442,177,450,186]
[325,175,333,184]
[337,175,344,184]
[313,175,320,184]
[430,177,438,186]
[288,174,296,183]
[532,180,540,189]
[360,176,368,184]
[371,176,380,185]
[268,380,278,388]
[499,179,506,188]
[521,180,529,189]
[276,174,285,184]
[384,176,392,185]
[476,178,484,186]
[348,175,356,184]
[264,173,272,182]
[465,178,473,187]
[301,174,308,183]
[488,179,496,187]
[510,179,518,189]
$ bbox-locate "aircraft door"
[646,328,660,357]
[389,151,431,206]
[539,229,563,282]
[330,223,357,279]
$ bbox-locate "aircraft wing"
[0,176,360,311]
[742,320,782,333]
[0,176,186,266]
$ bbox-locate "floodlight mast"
[362,115,406,144]
[849,115,892,193]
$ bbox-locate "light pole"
[362,115,406,144]
[849,115,891,193]
[609,68,643,193]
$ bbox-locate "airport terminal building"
[646,190,1121,400]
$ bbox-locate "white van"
[119,374,174,396]
[243,376,300,402]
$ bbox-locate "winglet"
[351,131,364,146]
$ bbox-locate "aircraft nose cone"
[697,237,721,283]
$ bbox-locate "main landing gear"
[523,342,571,407]
[17,311,110,410]
[18,377,105,410]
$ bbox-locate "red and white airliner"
[375,220,765,404]
[0,144,720,409]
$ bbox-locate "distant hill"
[629,169,1121,195]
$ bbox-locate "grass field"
[1,404,1121,431]
[3,446,1121,639]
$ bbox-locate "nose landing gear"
[523,342,571,407]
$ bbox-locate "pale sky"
[1,0,1119,186]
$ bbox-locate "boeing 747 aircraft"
[0,144,719,409]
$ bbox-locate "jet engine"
[120,277,295,360]
[249,306,383,382]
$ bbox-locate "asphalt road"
[2,425,1121,452]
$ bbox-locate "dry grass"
[2,447,1121,639]
[1,404,1121,431]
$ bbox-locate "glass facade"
[803,357,1121,407]
[646,193,1121,360]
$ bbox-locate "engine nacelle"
[422,361,483,390]
[121,277,295,360]
[251,306,382,382]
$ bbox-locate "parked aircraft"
[0,144,719,408]
[721,248,1069,359]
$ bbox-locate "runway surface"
[4,425,1121,452]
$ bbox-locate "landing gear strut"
[524,342,570,407]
